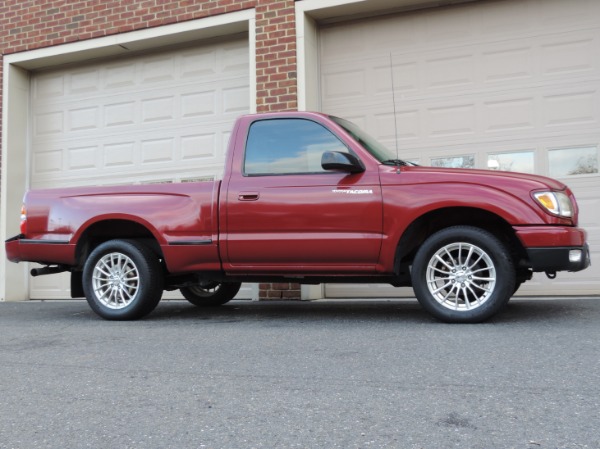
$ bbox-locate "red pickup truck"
[5,112,590,322]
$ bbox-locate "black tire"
[180,281,241,307]
[82,239,163,320]
[411,226,515,323]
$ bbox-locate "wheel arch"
[394,206,527,273]
[74,218,163,269]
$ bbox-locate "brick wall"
[259,283,302,300]
[0,0,301,300]
[255,0,297,112]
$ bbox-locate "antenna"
[389,52,401,174]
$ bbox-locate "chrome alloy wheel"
[425,242,496,311]
[92,252,140,309]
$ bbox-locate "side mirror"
[321,151,365,174]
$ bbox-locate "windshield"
[330,116,397,163]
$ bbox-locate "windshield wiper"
[381,159,418,167]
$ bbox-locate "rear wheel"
[411,226,515,323]
[83,239,163,320]
[180,281,241,307]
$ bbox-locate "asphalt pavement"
[1,297,599,449]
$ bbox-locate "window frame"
[242,118,354,177]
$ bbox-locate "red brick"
[282,290,300,299]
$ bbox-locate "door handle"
[238,192,259,201]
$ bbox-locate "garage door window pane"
[549,147,598,177]
[487,151,534,173]
[431,155,475,169]
[244,119,348,175]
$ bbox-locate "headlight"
[533,191,573,218]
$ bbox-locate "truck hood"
[389,166,567,195]
[378,165,576,226]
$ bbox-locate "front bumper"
[526,244,591,273]
[514,225,591,273]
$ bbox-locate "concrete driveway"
[1,298,599,449]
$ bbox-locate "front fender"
[379,182,554,272]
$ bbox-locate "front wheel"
[180,281,241,307]
[411,226,515,323]
[83,239,163,320]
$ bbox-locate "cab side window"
[244,119,349,175]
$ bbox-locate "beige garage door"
[320,0,600,297]
[29,37,251,299]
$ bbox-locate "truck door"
[223,117,383,273]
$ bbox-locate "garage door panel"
[477,0,533,36]
[426,103,476,138]
[376,62,419,96]
[223,85,251,114]
[483,97,536,134]
[32,148,64,176]
[519,273,600,296]
[419,3,480,43]
[70,69,101,94]
[424,52,475,90]
[325,284,414,299]
[482,46,534,84]
[540,32,598,78]
[33,73,65,100]
[67,146,97,171]
[321,0,600,298]
[539,0,597,28]
[222,42,251,74]
[105,101,136,127]
[34,110,64,136]
[69,106,99,131]
[104,142,135,169]
[543,89,598,128]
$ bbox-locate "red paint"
[513,226,587,248]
